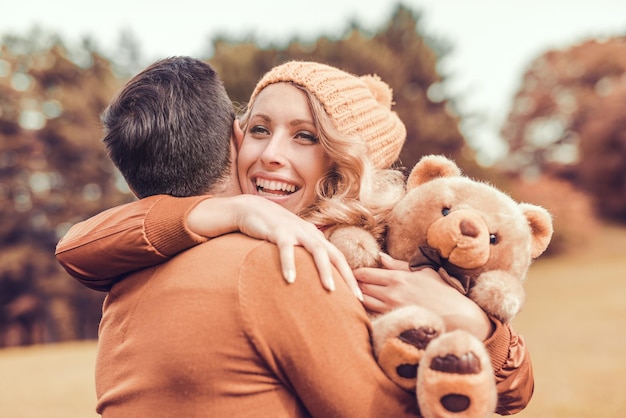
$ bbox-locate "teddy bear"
[327,154,553,417]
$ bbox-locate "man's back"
[96,233,418,417]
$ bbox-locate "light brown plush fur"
[328,155,554,418]
[386,155,553,323]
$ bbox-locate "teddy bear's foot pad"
[430,352,481,414]
[440,394,471,413]
[377,325,441,389]
[372,306,446,391]
[417,331,497,418]
[430,352,481,375]
[395,326,441,379]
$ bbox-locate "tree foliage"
[206,3,471,174]
[0,34,132,346]
[500,37,626,221]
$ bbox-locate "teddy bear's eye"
[442,207,451,216]
[489,234,498,245]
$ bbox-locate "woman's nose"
[260,133,289,167]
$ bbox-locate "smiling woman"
[235,60,407,232]
[237,82,332,215]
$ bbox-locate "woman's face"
[237,83,332,214]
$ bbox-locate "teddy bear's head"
[386,155,553,322]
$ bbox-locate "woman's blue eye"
[442,207,451,216]
[249,125,268,135]
[296,132,319,143]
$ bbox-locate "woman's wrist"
[440,302,493,341]
[186,195,245,237]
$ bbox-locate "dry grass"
[0,340,98,418]
[513,222,626,418]
[1,223,625,417]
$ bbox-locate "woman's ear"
[233,119,244,150]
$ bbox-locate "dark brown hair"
[102,56,235,197]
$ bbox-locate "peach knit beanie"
[249,61,406,169]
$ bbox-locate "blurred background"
[1,1,625,417]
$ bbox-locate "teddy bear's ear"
[406,155,462,190]
[520,203,554,259]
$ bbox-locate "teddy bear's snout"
[426,211,491,269]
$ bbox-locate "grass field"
[0,340,98,418]
[1,223,625,417]
[512,222,626,418]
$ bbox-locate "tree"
[500,37,626,221]
[0,33,132,346]
[205,3,471,174]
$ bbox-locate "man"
[62,56,419,416]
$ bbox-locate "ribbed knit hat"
[249,61,406,169]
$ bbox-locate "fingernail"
[354,285,364,302]
[285,269,296,284]
[326,277,336,292]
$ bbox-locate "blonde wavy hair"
[239,82,406,241]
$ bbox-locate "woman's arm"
[55,195,205,291]
[188,195,359,297]
[56,194,359,297]
[355,254,492,339]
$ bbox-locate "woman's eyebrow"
[289,118,315,127]
[250,112,271,122]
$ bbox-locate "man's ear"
[233,118,244,150]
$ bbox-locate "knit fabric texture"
[250,61,406,169]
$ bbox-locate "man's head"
[102,56,236,198]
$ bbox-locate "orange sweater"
[96,233,420,416]
[56,195,534,414]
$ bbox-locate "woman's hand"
[187,195,361,300]
[354,253,492,340]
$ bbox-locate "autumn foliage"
[501,37,626,221]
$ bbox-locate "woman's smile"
[254,177,298,196]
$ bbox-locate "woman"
[57,60,533,413]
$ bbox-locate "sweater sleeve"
[55,195,210,291]
[239,243,420,417]
[484,318,534,415]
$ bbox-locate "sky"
[4,0,626,163]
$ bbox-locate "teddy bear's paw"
[327,225,381,268]
[470,270,525,323]
[417,330,497,418]
[377,325,442,391]
[371,306,445,391]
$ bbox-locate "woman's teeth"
[255,178,297,195]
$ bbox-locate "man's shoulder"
[202,232,275,252]
[187,233,288,268]
[199,233,315,264]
